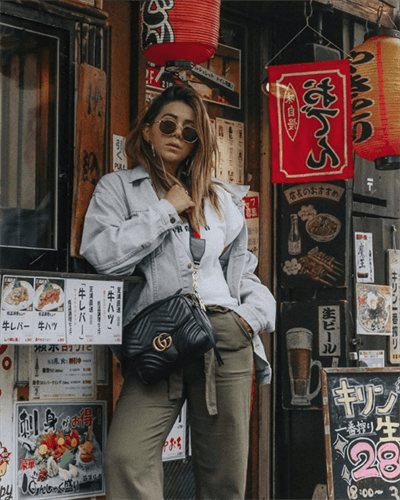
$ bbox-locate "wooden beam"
[315,0,396,28]
[382,0,398,8]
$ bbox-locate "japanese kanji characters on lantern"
[141,0,221,69]
[350,29,400,170]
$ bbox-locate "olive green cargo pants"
[104,309,254,500]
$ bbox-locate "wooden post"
[70,63,106,258]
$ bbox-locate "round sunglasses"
[155,118,198,144]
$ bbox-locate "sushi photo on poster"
[14,401,106,500]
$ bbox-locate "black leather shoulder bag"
[122,222,223,384]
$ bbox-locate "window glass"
[0,23,58,249]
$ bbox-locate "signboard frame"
[278,181,348,291]
[146,43,242,109]
[322,367,400,500]
[14,400,106,500]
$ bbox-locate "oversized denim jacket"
[80,167,276,384]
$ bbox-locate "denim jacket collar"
[127,166,150,183]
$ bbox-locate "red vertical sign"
[269,59,353,183]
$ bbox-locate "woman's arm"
[217,186,276,336]
[235,250,276,336]
[80,177,181,275]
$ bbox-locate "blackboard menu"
[322,368,400,500]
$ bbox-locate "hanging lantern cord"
[365,18,370,36]
[365,4,399,40]
[265,0,352,67]
[365,4,384,36]
[304,0,313,26]
[377,3,384,26]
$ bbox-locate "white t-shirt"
[173,186,243,309]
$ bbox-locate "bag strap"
[189,222,223,367]
[187,221,207,311]
[188,222,205,265]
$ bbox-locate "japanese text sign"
[0,275,123,345]
[322,368,400,500]
[15,401,106,500]
[66,279,123,345]
[30,345,96,401]
[355,232,374,283]
[388,250,400,364]
[318,305,341,358]
[268,59,354,183]
[243,191,259,258]
[0,345,14,500]
[162,402,187,462]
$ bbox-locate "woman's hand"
[164,184,195,215]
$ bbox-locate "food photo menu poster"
[356,284,392,336]
[14,401,106,500]
[0,275,123,345]
[1,276,66,343]
[278,181,347,290]
[0,345,14,500]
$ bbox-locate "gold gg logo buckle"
[152,333,173,352]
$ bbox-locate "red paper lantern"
[350,28,400,170]
[141,0,221,71]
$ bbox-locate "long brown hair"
[124,84,221,230]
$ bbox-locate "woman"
[80,84,276,500]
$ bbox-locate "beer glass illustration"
[286,328,322,406]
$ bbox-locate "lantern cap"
[375,156,400,171]
[365,27,400,41]
[165,60,194,73]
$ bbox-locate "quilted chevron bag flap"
[122,222,222,384]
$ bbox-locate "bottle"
[288,214,301,255]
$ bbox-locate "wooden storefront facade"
[1,1,399,499]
